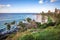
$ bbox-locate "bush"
[55,24,60,29]
[18,34,35,40]
[40,23,48,29]
[40,22,56,29]
[36,22,41,28]
[47,22,56,26]
[35,28,60,40]
[17,27,60,40]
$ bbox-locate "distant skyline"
[0,0,60,13]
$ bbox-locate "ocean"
[0,13,37,30]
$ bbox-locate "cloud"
[6,4,11,7]
[38,0,56,4]
[39,0,43,4]
[0,4,11,8]
[50,0,56,2]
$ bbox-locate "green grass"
[34,28,60,40]
[17,27,60,40]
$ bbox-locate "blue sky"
[0,0,60,13]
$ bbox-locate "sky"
[0,0,60,13]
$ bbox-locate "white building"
[36,14,48,24]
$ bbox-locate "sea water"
[0,13,37,30]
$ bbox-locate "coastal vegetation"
[0,8,60,40]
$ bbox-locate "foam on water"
[0,13,36,29]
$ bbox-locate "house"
[36,14,48,24]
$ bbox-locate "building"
[48,10,51,13]
[55,8,60,14]
[36,14,48,24]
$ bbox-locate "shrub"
[55,24,60,29]
[17,27,60,40]
[35,28,60,40]
[18,34,35,40]
[36,22,41,28]
[40,23,48,29]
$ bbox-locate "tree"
[19,21,24,27]
[10,21,15,25]
[55,14,60,25]
[31,20,37,28]
[7,24,11,30]
[18,21,26,32]
[26,17,31,22]
[47,16,52,24]
[4,23,11,30]
[4,23,8,25]
[47,16,55,26]
[4,21,16,30]
[36,22,41,28]
[41,11,45,24]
